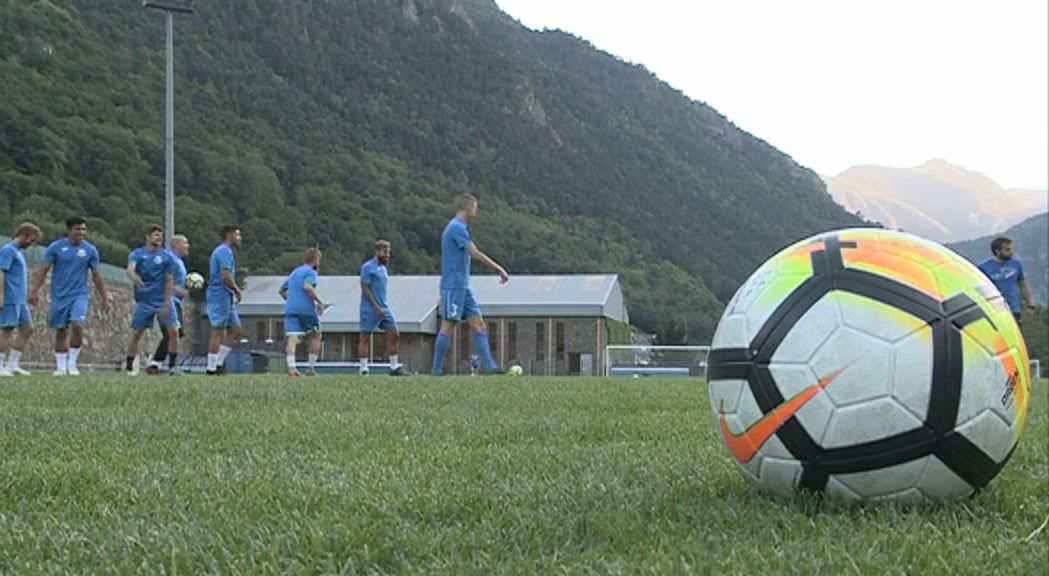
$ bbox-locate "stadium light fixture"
[143,0,194,246]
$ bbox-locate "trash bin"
[268,355,287,374]
[226,350,251,373]
[251,353,268,374]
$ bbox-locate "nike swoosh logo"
[719,369,844,463]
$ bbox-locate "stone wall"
[15,264,201,371]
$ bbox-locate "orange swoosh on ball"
[720,369,844,463]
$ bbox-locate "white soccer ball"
[185,272,205,290]
[708,228,1031,504]
[509,364,523,376]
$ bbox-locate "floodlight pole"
[144,1,193,247]
[164,10,174,247]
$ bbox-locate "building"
[236,274,631,375]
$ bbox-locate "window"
[256,320,267,342]
[488,321,499,364]
[536,322,546,361]
[274,320,285,342]
[459,325,471,369]
[556,322,565,355]
[507,322,518,362]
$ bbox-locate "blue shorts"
[441,288,481,322]
[49,296,90,329]
[0,304,32,328]
[131,301,179,330]
[208,296,241,329]
[360,307,397,332]
[285,313,321,336]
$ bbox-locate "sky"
[493,0,1049,191]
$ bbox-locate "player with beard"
[206,225,244,375]
[30,216,111,376]
[358,240,405,375]
[978,236,1036,328]
[430,194,510,376]
[125,224,179,374]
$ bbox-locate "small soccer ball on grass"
[185,272,205,290]
[509,364,523,376]
[707,228,1031,504]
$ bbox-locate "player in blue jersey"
[430,194,510,376]
[29,216,112,376]
[279,248,325,377]
[978,236,1036,328]
[358,240,405,375]
[206,225,244,375]
[124,224,179,374]
[147,234,190,375]
[0,223,42,377]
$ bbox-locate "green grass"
[0,374,1046,575]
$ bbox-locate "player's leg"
[0,324,12,376]
[127,303,154,373]
[162,301,180,374]
[465,290,499,372]
[6,305,34,375]
[432,289,465,376]
[285,314,303,376]
[207,298,231,374]
[215,304,243,374]
[305,327,321,376]
[50,298,72,374]
[384,317,403,374]
[358,309,377,375]
[67,297,89,375]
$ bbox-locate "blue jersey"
[978,257,1026,313]
[129,246,176,306]
[208,243,237,299]
[0,241,29,306]
[171,252,187,306]
[360,257,390,312]
[282,264,319,315]
[45,238,100,301]
[441,216,473,290]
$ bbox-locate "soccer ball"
[708,228,1031,503]
[509,364,524,376]
[185,272,205,290]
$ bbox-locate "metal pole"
[164,10,175,246]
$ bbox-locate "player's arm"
[126,253,145,287]
[0,269,5,308]
[304,280,325,309]
[1019,279,1035,312]
[360,277,384,317]
[29,263,51,305]
[278,281,288,301]
[466,243,509,284]
[220,267,243,302]
[91,269,112,312]
[160,271,174,320]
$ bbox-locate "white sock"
[56,353,68,372]
[308,353,318,369]
[217,345,232,366]
[69,347,81,368]
[360,358,369,373]
[207,353,218,371]
[389,354,399,368]
[286,354,296,371]
[9,350,21,369]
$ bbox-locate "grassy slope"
[0,375,1045,573]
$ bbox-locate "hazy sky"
[494,0,1048,191]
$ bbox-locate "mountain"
[823,159,1047,243]
[947,212,1049,305]
[0,0,862,342]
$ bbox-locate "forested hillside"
[0,0,862,341]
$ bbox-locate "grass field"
[0,374,1045,574]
